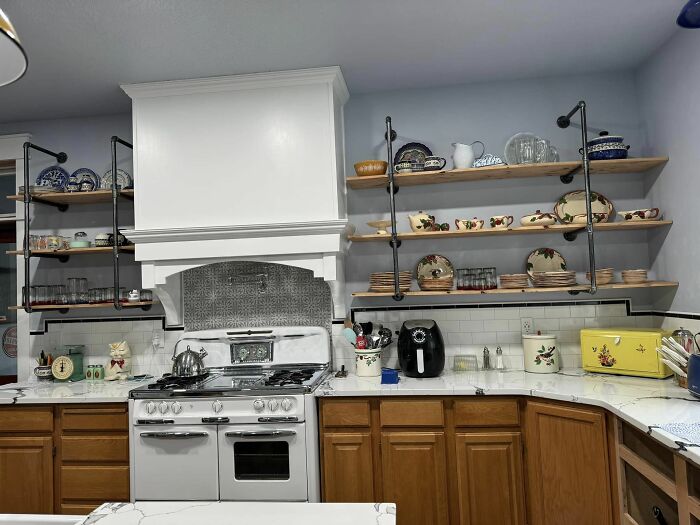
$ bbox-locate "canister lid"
[522,334,556,339]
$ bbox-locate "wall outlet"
[521,318,534,335]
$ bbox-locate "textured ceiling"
[0,0,681,123]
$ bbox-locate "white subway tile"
[596,304,627,317]
[472,332,497,345]
[459,320,484,332]
[535,318,560,331]
[507,319,523,332]
[452,333,473,345]
[559,317,585,331]
[483,319,510,332]
[493,308,521,320]
[469,309,495,320]
[521,306,545,318]
[497,332,521,344]
[570,305,596,318]
[439,320,460,333]
[545,306,571,318]
[561,354,583,369]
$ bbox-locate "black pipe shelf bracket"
[385,117,404,302]
[556,100,597,295]
[22,142,69,313]
[111,135,134,311]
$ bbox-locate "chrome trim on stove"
[225,429,296,438]
[140,431,209,439]
[258,416,299,423]
[201,417,230,423]
[137,419,175,425]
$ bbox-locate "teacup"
[79,179,95,192]
[455,218,484,231]
[618,208,660,221]
[489,215,514,229]
[424,156,447,171]
[571,212,609,224]
[394,161,412,173]
[65,178,80,193]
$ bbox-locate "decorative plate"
[554,190,613,224]
[394,142,433,165]
[526,248,567,278]
[416,254,454,280]
[504,132,539,165]
[102,168,133,189]
[1,326,16,359]
[70,168,100,190]
[35,165,70,190]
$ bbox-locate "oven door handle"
[225,429,297,438]
[140,431,209,439]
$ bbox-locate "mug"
[424,156,447,171]
[394,161,412,173]
[65,178,80,193]
[490,215,514,229]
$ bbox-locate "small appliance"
[398,320,445,378]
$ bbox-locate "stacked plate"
[18,185,60,194]
[621,269,647,284]
[499,273,530,289]
[586,268,614,285]
[532,271,577,287]
[418,276,454,291]
[369,271,412,292]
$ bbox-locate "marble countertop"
[317,369,700,466]
[78,501,396,525]
[0,378,152,404]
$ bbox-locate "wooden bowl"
[354,160,388,177]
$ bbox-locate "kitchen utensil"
[378,327,393,348]
[663,336,692,358]
[36,165,70,190]
[618,208,661,221]
[520,210,557,226]
[453,354,479,372]
[657,345,688,367]
[352,323,363,337]
[523,334,559,373]
[398,320,445,378]
[171,343,208,378]
[504,133,538,165]
[416,254,454,280]
[452,141,485,168]
[367,220,392,235]
[353,160,387,176]
[554,190,613,224]
[394,142,432,165]
[672,328,699,355]
[342,328,358,345]
[661,359,687,378]
[526,248,567,278]
[489,215,514,229]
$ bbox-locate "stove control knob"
[171,401,183,415]
[146,401,156,415]
[213,400,223,413]
[253,399,265,412]
[158,401,169,415]
[281,398,293,412]
[268,399,279,411]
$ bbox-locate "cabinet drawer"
[61,435,129,463]
[61,503,102,515]
[0,407,53,433]
[454,399,520,427]
[322,399,371,427]
[61,466,129,501]
[380,400,444,427]
[60,405,128,432]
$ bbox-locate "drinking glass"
[514,136,537,164]
[535,138,551,163]
[140,289,153,302]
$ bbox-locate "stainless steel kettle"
[171,342,208,377]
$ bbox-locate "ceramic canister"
[355,349,382,377]
[522,334,559,374]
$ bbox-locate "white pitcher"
[452,141,485,169]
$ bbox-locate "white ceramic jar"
[522,334,559,373]
[355,349,382,377]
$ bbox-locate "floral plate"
[526,248,567,278]
[554,190,613,224]
[70,168,100,190]
[35,165,70,190]
[416,254,454,280]
[393,142,433,165]
[102,168,133,189]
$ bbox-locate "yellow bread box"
[580,328,673,378]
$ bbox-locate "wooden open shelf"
[7,246,135,256]
[350,220,672,242]
[8,301,154,311]
[346,157,668,189]
[7,189,134,205]
[352,281,678,297]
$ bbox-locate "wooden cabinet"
[524,400,613,525]
[322,432,375,502]
[454,432,525,525]
[0,436,54,513]
[381,431,449,525]
[0,403,129,515]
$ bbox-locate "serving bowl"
[354,160,388,177]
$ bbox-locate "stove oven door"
[134,424,219,500]
[218,422,308,501]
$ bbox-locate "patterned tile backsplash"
[182,261,333,333]
[331,302,657,373]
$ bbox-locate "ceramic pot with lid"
[522,334,559,373]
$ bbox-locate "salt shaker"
[495,346,505,371]
[483,347,491,370]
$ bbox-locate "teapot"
[455,217,484,231]
[452,141,485,169]
[409,211,435,232]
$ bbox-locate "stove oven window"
[234,441,290,480]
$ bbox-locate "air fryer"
[398,320,445,378]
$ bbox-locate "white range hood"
[121,67,350,322]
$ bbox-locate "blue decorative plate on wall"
[35,165,70,190]
[102,168,133,189]
[70,168,101,190]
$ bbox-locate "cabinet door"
[0,436,53,513]
[525,401,612,525]
[322,432,374,502]
[455,432,525,525]
[381,431,449,525]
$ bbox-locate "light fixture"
[678,0,700,28]
[0,7,27,86]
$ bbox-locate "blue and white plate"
[102,168,133,189]
[35,165,69,190]
[70,168,100,190]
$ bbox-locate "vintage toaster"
[580,328,672,378]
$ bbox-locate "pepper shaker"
[483,346,491,370]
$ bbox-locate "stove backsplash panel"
[182,261,333,333]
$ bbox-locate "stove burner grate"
[147,373,209,390]
[266,368,316,386]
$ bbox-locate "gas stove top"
[129,365,330,399]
